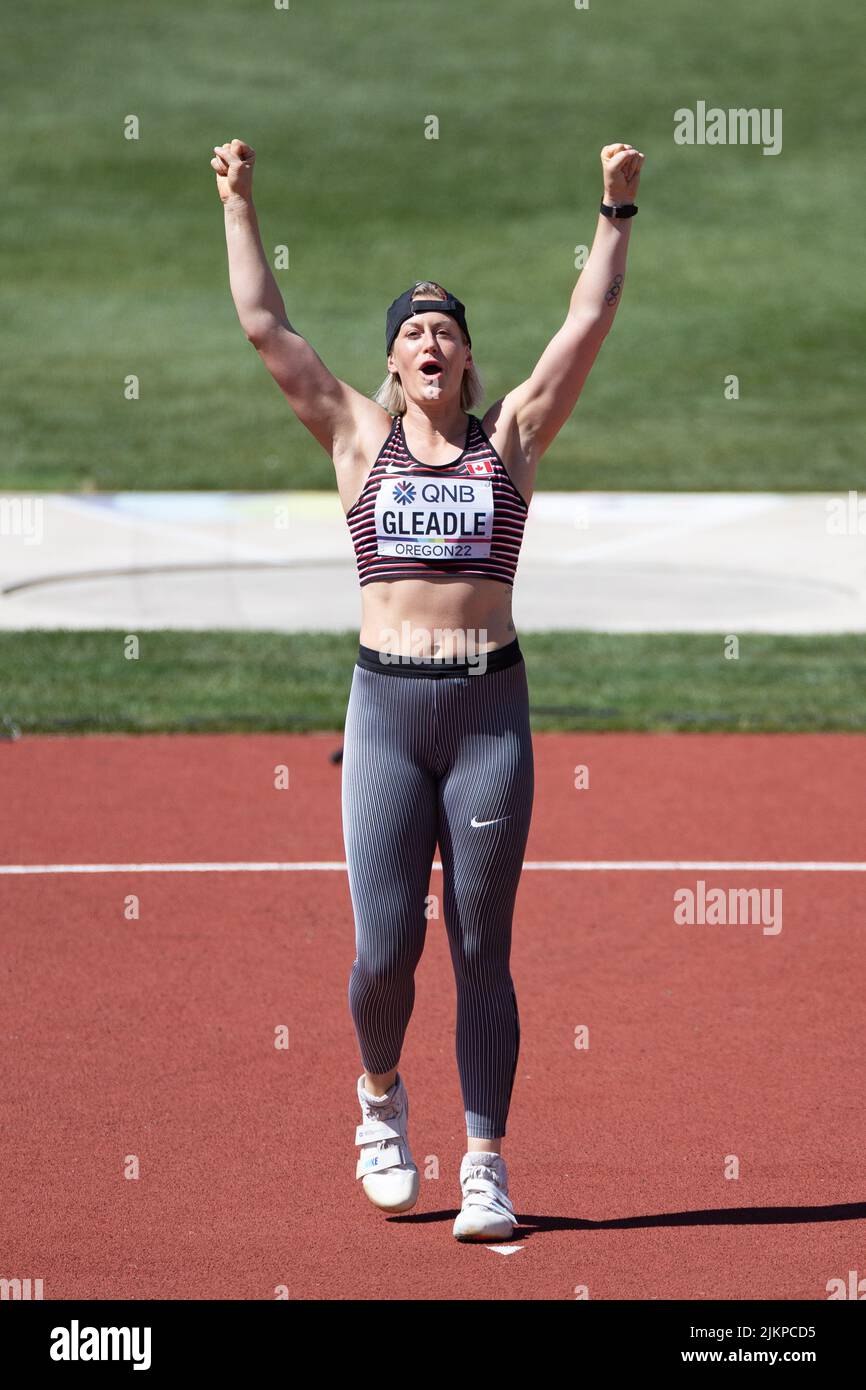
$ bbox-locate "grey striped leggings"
[341,640,534,1138]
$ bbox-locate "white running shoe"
[355,1072,420,1213]
[453,1151,519,1242]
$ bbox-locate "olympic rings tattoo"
[604,273,624,307]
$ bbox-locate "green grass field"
[2,0,863,492]
[3,631,865,735]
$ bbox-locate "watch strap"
[600,200,638,219]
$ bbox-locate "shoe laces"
[360,1090,402,1126]
[461,1159,515,1217]
[361,1100,400,1123]
[359,1087,406,1160]
[465,1160,501,1185]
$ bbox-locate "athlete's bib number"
[375,477,493,560]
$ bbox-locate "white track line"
[2,861,866,875]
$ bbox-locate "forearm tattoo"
[604,273,624,307]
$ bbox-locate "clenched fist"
[210,138,256,206]
[600,143,645,203]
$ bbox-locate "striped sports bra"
[345,413,529,586]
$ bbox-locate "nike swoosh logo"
[470,816,510,828]
[384,463,411,474]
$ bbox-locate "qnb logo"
[393,481,416,504]
[50,1321,152,1371]
[0,1276,44,1300]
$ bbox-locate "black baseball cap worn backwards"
[386,282,471,355]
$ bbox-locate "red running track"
[1,732,865,1300]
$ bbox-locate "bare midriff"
[358,575,516,658]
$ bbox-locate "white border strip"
[2,860,866,875]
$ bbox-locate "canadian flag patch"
[466,458,494,477]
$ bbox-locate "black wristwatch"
[600,200,638,219]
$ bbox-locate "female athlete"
[212,136,644,1241]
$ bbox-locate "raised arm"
[497,143,645,463]
[212,138,380,457]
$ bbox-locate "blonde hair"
[374,281,484,414]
